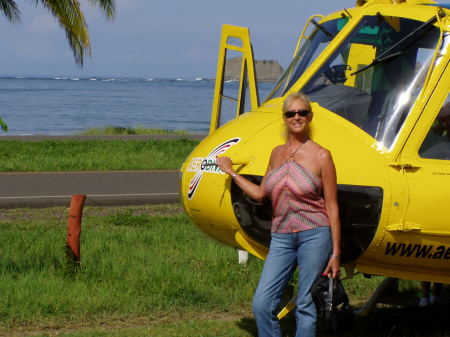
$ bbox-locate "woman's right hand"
[217,155,267,202]
[216,156,234,176]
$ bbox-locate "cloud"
[11,41,57,59]
[81,0,141,20]
[117,0,143,11]
[29,14,58,34]
[179,44,216,62]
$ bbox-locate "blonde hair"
[281,92,314,140]
[282,92,312,113]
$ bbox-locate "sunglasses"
[284,109,311,118]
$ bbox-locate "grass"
[0,139,198,171]
[0,205,449,337]
[79,126,189,136]
[0,205,261,336]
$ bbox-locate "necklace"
[286,139,308,159]
[287,143,302,158]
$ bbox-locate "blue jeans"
[252,227,332,337]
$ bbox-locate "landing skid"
[355,277,397,316]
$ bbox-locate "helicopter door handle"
[216,155,252,167]
[388,163,421,171]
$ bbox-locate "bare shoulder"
[317,148,332,162]
[272,144,285,153]
[270,145,285,159]
[307,141,332,163]
[264,144,284,169]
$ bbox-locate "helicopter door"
[390,62,450,276]
[210,25,259,134]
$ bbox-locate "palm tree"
[0,0,117,131]
[0,0,116,65]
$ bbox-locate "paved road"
[0,134,206,208]
[0,170,180,208]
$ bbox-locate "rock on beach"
[224,57,284,82]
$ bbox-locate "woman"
[216,92,341,337]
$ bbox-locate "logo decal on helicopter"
[187,137,241,199]
[385,242,450,260]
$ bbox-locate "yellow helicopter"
[180,0,450,314]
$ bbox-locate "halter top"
[265,160,330,233]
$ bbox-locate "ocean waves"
[0,77,274,135]
[3,76,215,83]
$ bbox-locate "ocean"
[0,77,275,135]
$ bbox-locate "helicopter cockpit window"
[419,94,450,160]
[301,15,440,149]
[264,17,349,101]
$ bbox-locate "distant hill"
[224,57,284,82]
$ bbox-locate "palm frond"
[37,0,91,66]
[0,117,8,132]
[0,0,20,21]
[1,0,116,66]
[88,0,116,20]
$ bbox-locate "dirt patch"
[0,311,247,337]
[5,305,450,337]
[0,204,184,223]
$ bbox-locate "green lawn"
[0,139,198,171]
[0,205,448,337]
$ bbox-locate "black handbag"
[311,276,354,334]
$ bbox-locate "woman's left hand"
[323,256,340,279]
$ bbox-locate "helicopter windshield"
[265,17,349,101]
[301,15,441,149]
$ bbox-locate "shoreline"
[0,134,206,141]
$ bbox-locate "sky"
[0,0,448,78]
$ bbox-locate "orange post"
[66,194,86,265]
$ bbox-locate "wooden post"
[66,195,86,266]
